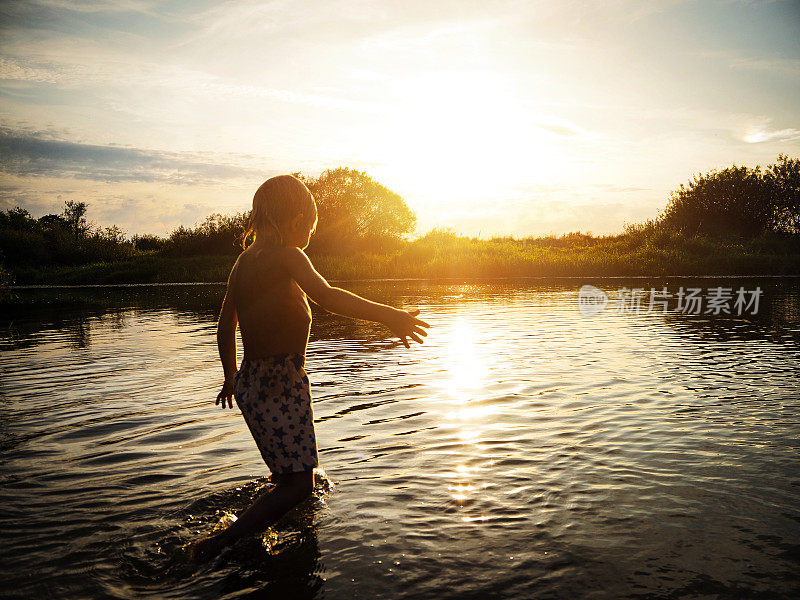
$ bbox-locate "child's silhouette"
[188,175,429,560]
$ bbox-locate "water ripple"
[1,279,800,599]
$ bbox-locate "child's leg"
[188,470,314,561]
[221,470,314,542]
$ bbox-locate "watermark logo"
[578,285,763,316]
[578,284,609,316]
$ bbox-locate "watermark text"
[578,285,763,316]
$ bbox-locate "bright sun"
[374,70,562,208]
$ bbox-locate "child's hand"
[387,308,430,349]
[216,380,234,409]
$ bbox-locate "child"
[188,174,429,560]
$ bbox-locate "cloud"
[737,115,800,144]
[530,114,585,137]
[0,128,263,184]
[0,57,64,84]
[29,0,155,13]
[743,127,800,144]
[729,57,800,79]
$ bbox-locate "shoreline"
[5,272,800,289]
[5,231,800,287]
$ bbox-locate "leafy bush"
[767,154,800,233]
[131,234,167,252]
[163,212,249,257]
[0,203,139,268]
[661,154,800,237]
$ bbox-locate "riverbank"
[6,229,800,285]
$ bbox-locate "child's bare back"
[231,245,312,359]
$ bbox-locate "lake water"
[2,278,800,599]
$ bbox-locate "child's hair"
[243,174,317,249]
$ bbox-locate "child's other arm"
[216,266,239,408]
[283,248,429,347]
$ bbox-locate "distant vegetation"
[661,154,800,237]
[299,167,417,254]
[1,157,799,286]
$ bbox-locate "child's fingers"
[409,332,423,344]
[413,326,428,337]
[405,309,431,328]
[401,336,410,349]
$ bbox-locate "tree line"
[1,157,799,282]
[0,168,416,272]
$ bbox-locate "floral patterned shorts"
[233,353,319,474]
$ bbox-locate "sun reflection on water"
[439,318,489,402]
[435,319,496,522]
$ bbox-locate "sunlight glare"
[439,317,488,402]
[377,71,561,205]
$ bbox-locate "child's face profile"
[286,214,316,249]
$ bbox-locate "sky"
[1,0,799,238]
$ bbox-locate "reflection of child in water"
[189,175,430,560]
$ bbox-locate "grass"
[6,228,799,286]
[11,254,236,285]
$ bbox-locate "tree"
[766,154,800,234]
[2,207,37,231]
[62,200,89,240]
[660,156,800,238]
[100,225,126,244]
[131,234,167,252]
[166,212,249,256]
[39,213,69,230]
[300,167,416,252]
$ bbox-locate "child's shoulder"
[239,245,304,265]
[231,246,307,281]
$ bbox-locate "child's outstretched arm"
[283,248,429,348]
